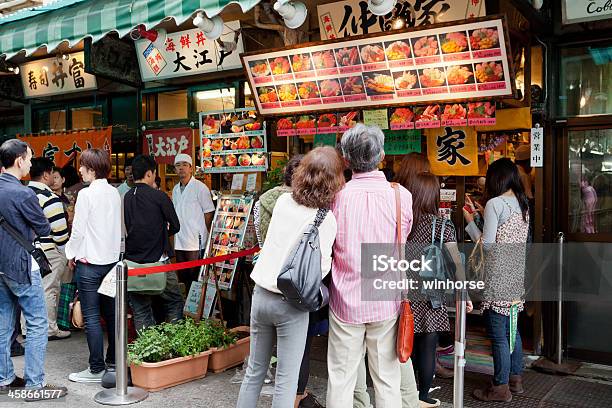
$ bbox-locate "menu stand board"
[202,194,254,290]
[183,281,217,321]
[242,16,514,116]
[199,108,268,173]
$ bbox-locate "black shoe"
[101,368,116,389]
[299,393,325,408]
[24,384,68,402]
[0,377,26,395]
[10,343,25,357]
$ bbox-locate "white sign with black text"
[135,21,244,81]
[530,127,543,168]
[562,0,612,24]
[20,52,97,98]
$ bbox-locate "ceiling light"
[193,12,224,40]
[273,0,308,29]
[368,0,396,16]
[8,66,19,74]
[62,53,70,61]
[580,96,586,108]
[196,89,234,100]
[137,26,167,49]
[391,17,405,30]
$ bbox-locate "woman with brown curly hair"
[237,146,344,408]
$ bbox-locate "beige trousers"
[354,356,420,408]
[22,247,68,336]
[326,311,401,408]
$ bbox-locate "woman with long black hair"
[463,158,530,402]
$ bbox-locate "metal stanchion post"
[95,262,148,405]
[556,232,564,365]
[453,288,467,408]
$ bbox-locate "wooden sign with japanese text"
[135,21,244,81]
[242,16,513,116]
[20,52,97,98]
[142,128,193,165]
[318,0,486,40]
[426,126,478,176]
[19,127,112,168]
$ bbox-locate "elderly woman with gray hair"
[326,124,418,408]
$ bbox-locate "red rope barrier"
[127,246,260,276]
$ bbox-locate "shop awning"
[0,0,260,59]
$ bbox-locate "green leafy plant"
[202,320,239,350]
[262,158,287,192]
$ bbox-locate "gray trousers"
[236,285,308,408]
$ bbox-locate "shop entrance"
[557,122,612,364]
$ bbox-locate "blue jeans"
[75,262,116,373]
[0,271,48,387]
[128,271,184,332]
[484,309,523,385]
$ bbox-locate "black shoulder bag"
[0,216,53,278]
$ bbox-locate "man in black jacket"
[124,155,183,331]
[0,139,67,400]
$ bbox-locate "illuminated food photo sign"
[242,16,513,116]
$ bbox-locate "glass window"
[568,128,612,234]
[245,83,255,108]
[157,90,188,120]
[71,105,103,129]
[193,88,236,113]
[558,45,612,117]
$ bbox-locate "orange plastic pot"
[208,326,250,373]
[130,350,212,392]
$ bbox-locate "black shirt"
[124,183,180,263]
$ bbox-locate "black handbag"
[277,208,329,312]
[0,215,53,278]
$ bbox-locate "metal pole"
[95,262,148,405]
[556,232,565,365]
[453,288,467,408]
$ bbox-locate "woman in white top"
[237,147,345,408]
[65,149,121,384]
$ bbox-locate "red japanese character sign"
[142,128,193,164]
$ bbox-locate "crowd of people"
[0,123,530,407]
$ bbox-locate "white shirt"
[172,176,215,251]
[250,193,337,294]
[66,179,122,265]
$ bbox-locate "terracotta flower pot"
[208,326,250,373]
[130,350,212,392]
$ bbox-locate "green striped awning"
[0,0,260,59]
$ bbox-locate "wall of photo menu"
[243,17,512,115]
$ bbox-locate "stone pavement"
[6,331,612,407]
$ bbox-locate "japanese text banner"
[142,128,193,165]
[20,51,97,98]
[427,126,478,176]
[19,127,112,168]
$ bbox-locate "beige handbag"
[468,237,485,281]
[71,299,84,329]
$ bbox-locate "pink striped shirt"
[330,170,413,324]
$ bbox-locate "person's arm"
[161,193,180,236]
[65,191,89,261]
[199,185,216,231]
[205,212,214,232]
[45,196,69,250]
[21,193,51,238]
[319,214,337,279]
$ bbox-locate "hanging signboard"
[20,52,97,98]
[318,0,486,40]
[242,16,513,116]
[427,126,479,176]
[562,0,612,24]
[199,108,268,173]
[19,127,112,168]
[142,128,193,165]
[204,195,254,290]
[384,129,421,154]
[530,126,543,168]
[135,21,244,81]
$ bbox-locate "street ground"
[5,331,612,407]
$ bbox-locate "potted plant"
[205,320,251,373]
[128,318,213,391]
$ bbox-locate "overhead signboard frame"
[241,15,515,116]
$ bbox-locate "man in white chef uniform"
[171,154,215,295]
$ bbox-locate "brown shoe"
[435,359,454,379]
[473,383,512,402]
[509,375,524,394]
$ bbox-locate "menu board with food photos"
[242,16,512,116]
[199,108,268,173]
[203,195,254,290]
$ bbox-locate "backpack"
[420,217,452,308]
[277,208,329,312]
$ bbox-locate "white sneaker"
[68,368,104,383]
[419,399,441,408]
[48,330,71,341]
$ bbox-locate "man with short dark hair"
[0,139,67,400]
[116,156,134,198]
[28,157,71,341]
[124,155,183,331]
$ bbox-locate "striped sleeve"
[42,195,69,248]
